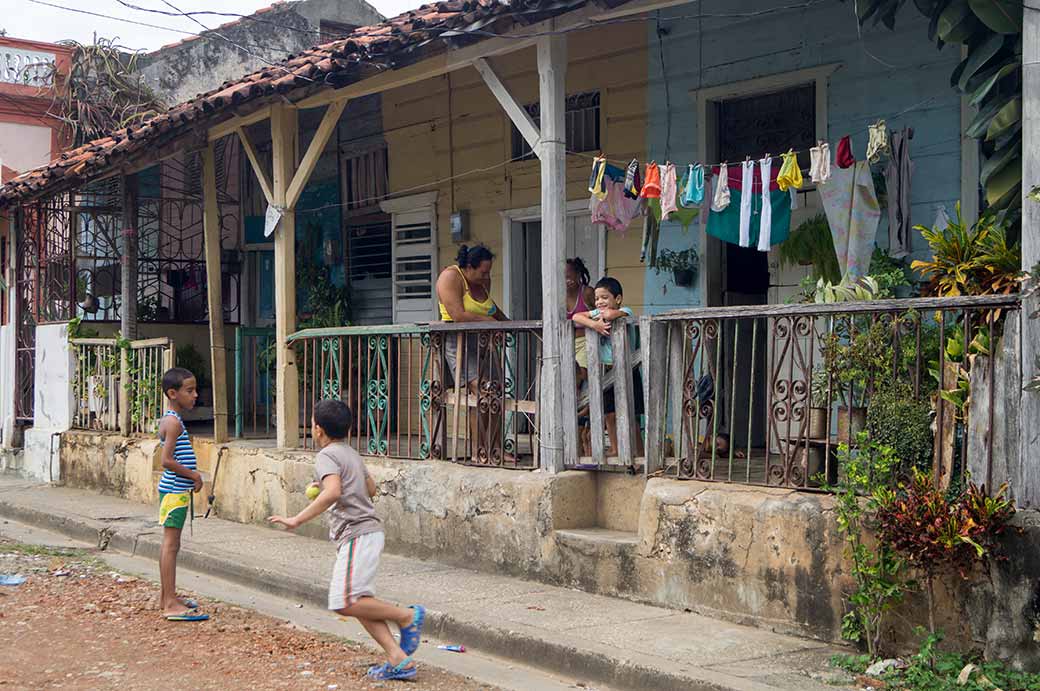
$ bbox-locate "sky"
[3,0,417,52]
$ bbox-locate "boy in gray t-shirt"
[268,400,426,682]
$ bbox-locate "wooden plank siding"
[380,22,649,311]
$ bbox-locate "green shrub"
[867,386,934,470]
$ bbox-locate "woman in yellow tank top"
[435,245,511,461]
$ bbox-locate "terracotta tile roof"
[0,0,594,206]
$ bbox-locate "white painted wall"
[22,322,73,482]
[0,121,51,172]
[0,324,13,449]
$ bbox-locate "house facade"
[1,0,1038,655]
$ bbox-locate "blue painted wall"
[643,0,964,313]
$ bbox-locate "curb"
[0,495,767,691]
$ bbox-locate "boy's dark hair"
[595,276,624,298]
[456,244,495,269]
[161,367,195,397]
[313,399,354,439]
[567,257,591,287]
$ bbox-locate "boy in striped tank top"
[156,367,208,622]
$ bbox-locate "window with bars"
[343,146,388,212]
[510,91,600,161]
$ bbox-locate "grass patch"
[0,542,88,559]
[831,645,1040,691]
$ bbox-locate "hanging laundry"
[588,156,608,200]
[640,207,660,265]
[604,162,627,183]
[819,160,881,280]
[738,160,755,248]
[706,163,792,250]
[660,163,679,219]
[640,162,662,199]
[623,159,642,199]
[884,127,913,259]
[758,157,774,252]
[776,150,803,191]
[934,204,951,231]
[711,163,731,212]
[866,120,890,163]
[836,136,855,169]
[592,178,642,233]
[809,143,831,184]
[681,164,705,206]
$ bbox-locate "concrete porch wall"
[55,430,1040,663]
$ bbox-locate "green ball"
[305,485,320,500]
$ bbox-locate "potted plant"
[778,213,840,284]
[655,247,699,287]
[808,367,832,440]
[821,319,895,444]
[865,383,934,472]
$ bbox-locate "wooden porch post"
[537,34,567,473]
[119,175,138,436]
[271,102,300,449]
[1020,10,1039,508]
[202,143,229,443]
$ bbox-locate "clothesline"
[578,95,936,173]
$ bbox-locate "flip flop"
[165,609,209,622]
[367,658,416,681]
[399,605,425,655]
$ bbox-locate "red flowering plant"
[874,470,1015,634]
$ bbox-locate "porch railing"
[71,336,174,435]
[428,321,542,469]
[641,295,1021,491]
[289,325,432,459]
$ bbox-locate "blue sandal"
[367,658,416,681]
[399,605,426,655]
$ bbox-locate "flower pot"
[672,268,696,287]
[836,406,867,444]
[808,407,829,440]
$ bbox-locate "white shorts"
[328,531,384,611]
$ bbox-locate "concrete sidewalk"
[0,478,852,691]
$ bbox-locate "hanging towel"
[592,178,643,233]
[758,157,774,252]
[776,150,803,191]
[681,164,705,206]
[866,120,890,163]
[738,161,755,247]
[712,163,731,212]
[836,136,855,169]
[809,143,831,184]
[707,164,792,249]
[819,160,881,280]
[934,204,951,231]
[660,163,679,219]
[588,156,608,200]
[640,207,660,265]
[641,162,661,199]
[623,159,642,199]
[884,127,913,259]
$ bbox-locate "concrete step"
[555,527,640,552]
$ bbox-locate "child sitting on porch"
[573,277,645,459]
[267,400,426,682]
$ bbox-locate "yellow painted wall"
[382,23,649,311]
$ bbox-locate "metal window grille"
[511,91,600,161]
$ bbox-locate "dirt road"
[0,539,495,690]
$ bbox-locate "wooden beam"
[120,174,139,340]
[1019,7,1040,509]
[271,102,300,449]
[536,33,567,472]
[208,105,272,142]
[202,143,229,443]
[236,127,274,207]
[472,58,541,153]
[285,98,347,211]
